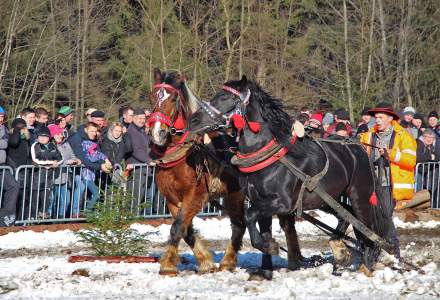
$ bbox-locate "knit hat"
[85,108,98,117]
[334,109,350,121]
[368,102,399,120]
[403,106,416,116]
[0,106,5,116]
[133,108,146,116]
[90,110,105,118]
[37,126,51,137]
[413,113,424,121]
[309,113,323,126]
[48,124,64,137]
[58,106,73,116]
[12,118,26,129]
[428,111,438,119]
[360,107,371,116]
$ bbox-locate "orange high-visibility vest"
[360,121,417,201]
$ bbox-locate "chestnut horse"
[148,68,246,275]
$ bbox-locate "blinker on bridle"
[199,85,251,130]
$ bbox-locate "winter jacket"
[31,142,63,166]
[0,124,8,165]
[360,120,417,201]
[7,128,31,169]
[81,140,107,181]
[100,131,124,164]
[55,142,78,184]
[124,123,151,164]
[69,126,104,171]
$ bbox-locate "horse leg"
[179,191,217,274]
[244,205,279,255]
[248,217,275,281]
[278,215,303,270]
[159,202,183,276]
[220,191,246,271]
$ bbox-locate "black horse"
[188,76,396,274]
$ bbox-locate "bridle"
[197,85,251,132]
[148,83,187,134]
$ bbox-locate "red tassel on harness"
[173,114,185,130]
[248,121,260,133]
[369,192,378,206]
[231,114,246,130]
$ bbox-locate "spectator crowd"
[0,105,155,226]
[299,100,440,206]
[0,100,439,227]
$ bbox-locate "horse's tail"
[370,177,394,241]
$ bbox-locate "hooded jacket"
[68,126,104,171]
[360,120,417,201]
[7,122,31,169]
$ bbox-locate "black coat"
[7,128,31,169]
[100,134,124,165]
[124,124,151,164]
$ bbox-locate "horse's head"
[148,68,200,146]
[189,75,300,146]
[188,76,252,135]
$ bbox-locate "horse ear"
[153,68,162,83]
[240,75,247,86]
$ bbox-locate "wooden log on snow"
[396,190,431,210]
[68,255,160,264]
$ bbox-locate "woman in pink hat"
[48,124,81,218]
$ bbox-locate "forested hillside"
[0,0,439,122]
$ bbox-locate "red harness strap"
[153,132,190,168]
[236,135,298,173]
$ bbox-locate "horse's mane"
[226,79,293,146]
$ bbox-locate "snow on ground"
[0,212,439,299]
[0,251,438,299]
[1,211,438,250]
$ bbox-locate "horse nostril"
[159,129,167,139]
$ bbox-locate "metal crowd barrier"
[415,162,440,209]
[2,162,439,225]
[12,164,219,225]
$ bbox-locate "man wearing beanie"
[360,102,417,258]
[427,111,440,140]
[0,107,20,227]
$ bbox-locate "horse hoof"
[198,261,218,274]
[219,262,236,272]
[359,264,373,277]
[248,269,273,281]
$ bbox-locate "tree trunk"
[377,0,388,75]
[363,0,375,94]
[343,0,354,122]
[75,0,81,127]
[159,0,167,70]
[0,0,19,93]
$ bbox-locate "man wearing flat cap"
[360,102,417,258]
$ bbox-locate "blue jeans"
[48,184,69,218]
[72,175,100,216]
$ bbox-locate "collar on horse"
[147,83,187,133]
[151,131,193,168]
